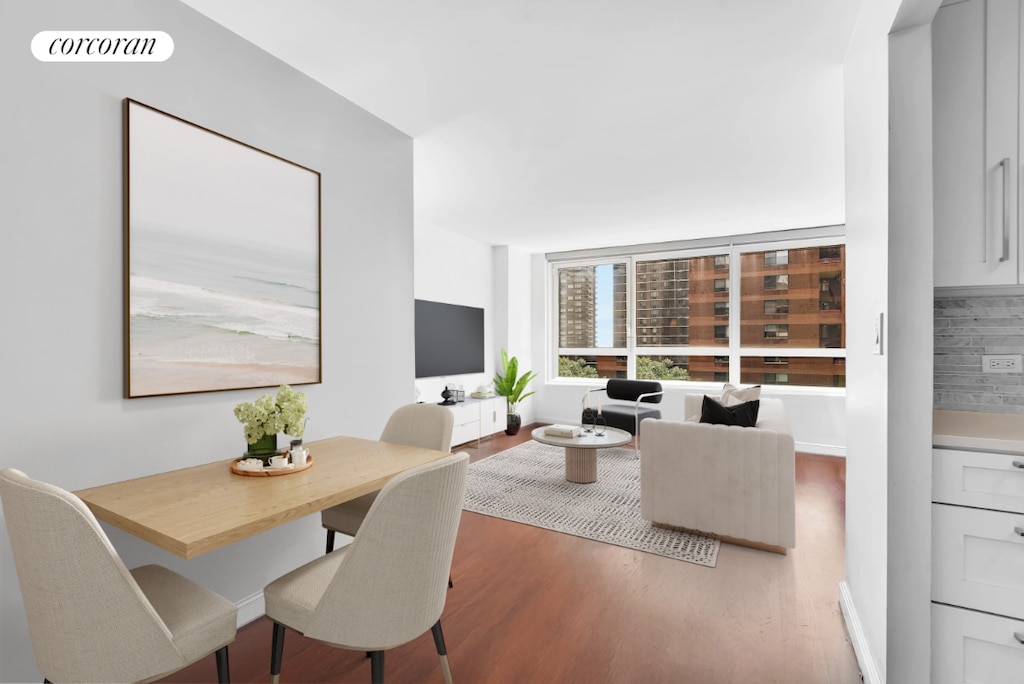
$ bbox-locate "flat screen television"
[414,299,485,379]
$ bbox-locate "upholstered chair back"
[380,403,455,452]
[0,468,185,683]
[304,453,469,650]
[605,379,664,403]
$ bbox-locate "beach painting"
[124,99,321,397]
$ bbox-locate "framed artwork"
[124,98,321,398]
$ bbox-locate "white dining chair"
[265,452,469,684]
[321,402,455,553]
[0,468,238,684]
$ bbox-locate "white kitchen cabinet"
[933,447,1024,513]
[932,603,1024,684]
[933,503,1024,620]
[933,0,1022,287]
[933,444,1024,681]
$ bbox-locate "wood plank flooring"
[162,425,861,684]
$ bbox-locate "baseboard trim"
[237,590,265,628]
[839,581,882,684]
[796,441,846,457]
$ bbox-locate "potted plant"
[493,348,538,435]
[234,384,308,463]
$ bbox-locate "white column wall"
[841,1,940,682]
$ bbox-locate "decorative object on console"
[493,348,537,436]
[123,98,321,398]
[470,384,495,399]
[233,384,307,463]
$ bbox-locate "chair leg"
[270,622,286,684]
[370,650,384,684]
[326,529,336,554]
[431,620,453,684]
[215,645,230,684]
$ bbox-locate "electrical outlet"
[982,354,1022,373]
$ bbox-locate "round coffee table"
[530,426,633,484]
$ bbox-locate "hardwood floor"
[162,425,861,684]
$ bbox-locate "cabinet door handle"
[999,157,1011,263]
[1013,460,1024,469]
[1015,526,1024,537]
[1016,632,1024,645]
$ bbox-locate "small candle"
[587,394,591,409]
[598,396,602,414]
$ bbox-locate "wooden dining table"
[75,435,448,559]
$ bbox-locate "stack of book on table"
[544,424,582,438]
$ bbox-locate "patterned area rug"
[463,440,719,567]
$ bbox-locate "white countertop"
[933,410,1024,453]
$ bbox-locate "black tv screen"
[414,299,485,379]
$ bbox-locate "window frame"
[547,231,845,391]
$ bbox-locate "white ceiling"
[182,0,861,253]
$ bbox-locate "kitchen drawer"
[933,503,1024,620]
[934,448,1024,514]
[932,602,1024,684]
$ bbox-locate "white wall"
[413,223,496,404]
[841,1,940,682]
[0,1,413,681]
[885,18,938,683]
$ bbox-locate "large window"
[551,236,845,388]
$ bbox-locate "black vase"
[506,413,522,436]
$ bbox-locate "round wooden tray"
[230,454,313,477]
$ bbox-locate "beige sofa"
[639,394,796,553]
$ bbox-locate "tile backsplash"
[935,294,1024,414]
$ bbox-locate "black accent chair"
[581,379,664,455]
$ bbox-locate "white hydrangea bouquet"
[234,384,307,459]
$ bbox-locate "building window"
[820,246,841,261]
[763,299,789,316]
[819,272,842,311]
[714,325,729,340]
[714,278,729,293]
[820,324,843,348]
[763,274,789,290]
[764,356,788,365]
[714,301,729,317]
[764,324,789,340]
[763,250,789,266]
[715,255,730,269]
[764,372,790,385]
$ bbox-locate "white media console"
[441,396,505,447]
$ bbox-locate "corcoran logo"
[31,31,173,62]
